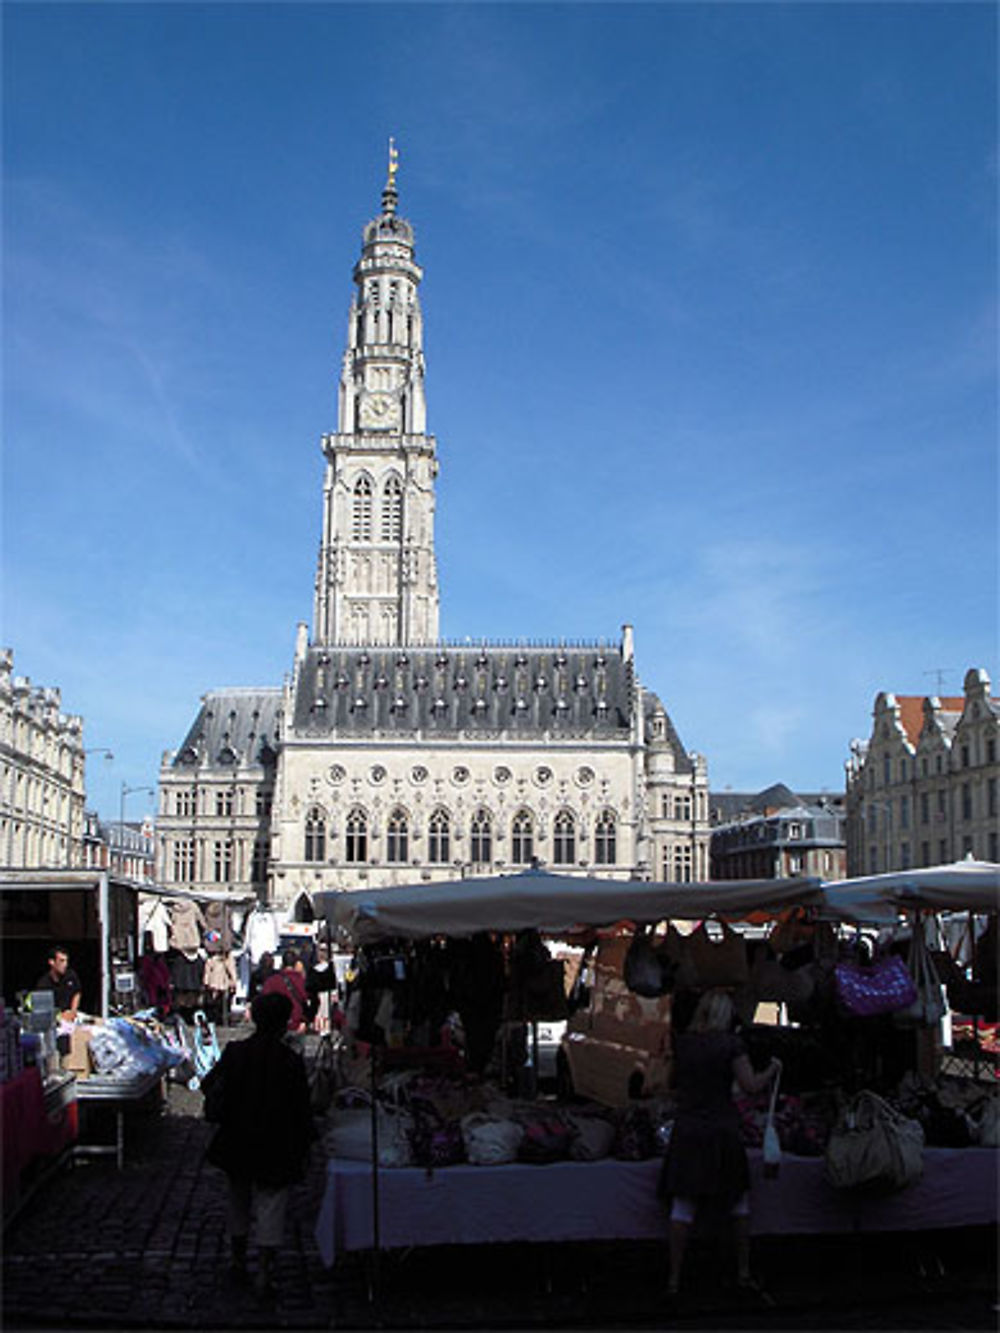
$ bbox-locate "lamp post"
[119,782,154,879]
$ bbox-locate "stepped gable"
[172,687,283,769]
[291,643,631,736]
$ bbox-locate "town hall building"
[156,151,711,912]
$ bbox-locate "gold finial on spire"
[387,136,399,185]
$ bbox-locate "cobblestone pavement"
[3,1032,997,1330]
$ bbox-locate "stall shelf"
[74,1069,163,1170]
[315,1146,998,1268]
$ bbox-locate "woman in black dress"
[660,988,780,1296]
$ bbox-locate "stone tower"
[313,141,440,646]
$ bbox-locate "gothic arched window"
[304,808,326,862]
[511,810,534,866]
[428,808,451,864]
[382,474,403,542]
[470,809,492,864]
[553,810,576,866]
[594,809,617,865]
[346,808,368,864]
[387,807,409,864]
[352,476,373,542]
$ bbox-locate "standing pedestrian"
[261,950,309,1034]
[202,991,313,1299]
[35,945,82,1018]
[658,987,781,1298]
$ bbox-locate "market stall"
[311,862,999,1270]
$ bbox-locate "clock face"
[360,392,400,430]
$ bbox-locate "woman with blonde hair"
[659,987,780,1298]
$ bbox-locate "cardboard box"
[63,1027,93,1078]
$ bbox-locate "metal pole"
[368,1040,381,1303]
[98,870,110,1019]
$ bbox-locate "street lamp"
[119,782,154,878]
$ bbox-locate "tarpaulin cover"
[316,861,999,944]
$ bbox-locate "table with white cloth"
[315,1148,999,1268]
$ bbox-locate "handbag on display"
[834,954,917,1018]
[686,920,749,987]
[461,1113,524,1166]
[324,1088,414,1167]
[893,927,947,1029]
[624,925,667,998]
[762,1064,782,1178]
[824,1090,924,1192]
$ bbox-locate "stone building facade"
[844,668,999,876]
[709,784,845,881]
[157,154,711,910]
[0,648,86,869]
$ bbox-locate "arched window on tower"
[470,808,492,865]
[304,808,326,862]
[594,809,617,866]
[352,476,373,542]
[382,475,403,542]
[512,810,534,866]
[428,809,451,864]
[387,807,409,864]
[346,808,368,864]
[553,810,576,866]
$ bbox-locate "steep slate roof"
[172,688,283,770]
[642,690,697,774]
[290,644,632,737]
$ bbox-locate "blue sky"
[4,2,997,824]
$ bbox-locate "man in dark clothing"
[35,946,82,1017]
[203,991,313,1299]
[261,950,309,1033]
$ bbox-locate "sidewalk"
[3,1034,997,1330]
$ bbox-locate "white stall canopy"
[818,859,1000,924]
[316,861,999,946]
[316,868,825,944]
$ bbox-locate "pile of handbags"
[322,1070,675,1169]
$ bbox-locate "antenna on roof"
[923,668,955,695]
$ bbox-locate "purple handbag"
[834,955,917,1018]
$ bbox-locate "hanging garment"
[243,910,281,964]
[204,952,238,993]
[140,897,172,953]
[203,901,234,953]
[169,900,207,953]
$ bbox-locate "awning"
[315,868,826,944]
[315,860,1000,945]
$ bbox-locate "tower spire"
[382,136,399,215]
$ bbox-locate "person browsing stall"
[35,945,82,1018]
[202,991,314,1300]
[260,950,309,1033]
[659,987,781,1299]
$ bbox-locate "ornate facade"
[0,648,86,869]
[844,668,1000,875]
[157,153,711,909]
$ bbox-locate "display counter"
[2,1068,78,1221]
[75,1070,163,1170]
[314,1147,999,1268]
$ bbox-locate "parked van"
[557,934,672,1107]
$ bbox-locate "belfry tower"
[313,141,440,646]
